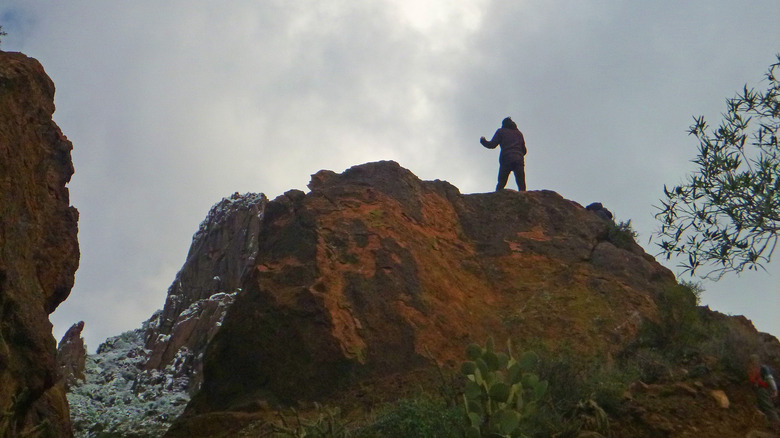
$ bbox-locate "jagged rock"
[0,51,79,436]
[68,327,190,437]
[57,321,87,389]
[143,192,266,391]
[174,161,676,420]
[701,307,780,363]
[145,292,237,391]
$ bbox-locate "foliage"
[419,349,464,409]
[627,282,708,384]
[651,282,705,353]
[627,348,672,384]
[678,280,704,305]
[567,399,612,438]
[0,25,6,46]
[460,338,548,438]
[535,349,628,418]
[606,220,638,250]
[693,315,763,380]
[715,327,763,379]
[526,347,624,437]
[271,405,352,438]
[355,397,462,438]
[656,54,780,278]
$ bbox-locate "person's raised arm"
[480,129,501,149]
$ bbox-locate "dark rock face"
[57,321,86,389]
[0,51,79,437]
[178,161,676,417]
[143,192,267,391]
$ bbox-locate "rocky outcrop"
[173,161,676,420]
[57,322,86,389]
[143,192,267,391]
[0,51,79,436]
[68,326,190,438]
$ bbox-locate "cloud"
[1,0,778,349]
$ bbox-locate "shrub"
[679,280,704,305]
[356,397,462,438]
[606,220,638,250]
[271,405,352,438]
[544,354,633,416]
[630,348,672,384]
[638,282,705,358]
[531,348,626,437]
[705,322,761,380]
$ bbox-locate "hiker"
[480,117,527,191]
[748,354,780,424]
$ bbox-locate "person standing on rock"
[480,117,527,191]
[748,354,780,425]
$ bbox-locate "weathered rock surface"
[0,51,79,437]
[57,321,86,389]
[143,192,267,391]
[175,161,677,420]
[68,326,190,438]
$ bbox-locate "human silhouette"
[748,354,780,425]
[480,117,527,191]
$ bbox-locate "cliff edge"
[0,51,80,436]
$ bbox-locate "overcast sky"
[2,1,778,351]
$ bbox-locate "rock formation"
[174,161,678,422]
[56,321,86,389]
[0,51,79,437]
[63,160,776,437]
[143,192,267,391]
[6,44,777,437]
[68,325,190,438]
[66,193,266,436]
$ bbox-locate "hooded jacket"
[481,119,526,164]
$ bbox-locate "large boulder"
[178,161,676,418]
[0,51,79,437]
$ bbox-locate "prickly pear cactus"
[461,338,548,438]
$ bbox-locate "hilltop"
[67,161,778,437]
[167,161,780,437]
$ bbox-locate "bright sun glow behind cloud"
[392,0,487,52]
[1,0,778,351]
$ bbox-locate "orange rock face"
[186,161,676,414]
[0,51,79,436]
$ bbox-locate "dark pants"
[757,387,780,423]
[496,158,526,191]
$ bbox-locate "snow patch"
[191,192,266,244]
[68,328,190,437]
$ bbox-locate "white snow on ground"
[68,192,267,437]
[68,322,190,438]
[191,192,266,244]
